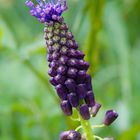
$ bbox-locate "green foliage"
[0,0,140,139]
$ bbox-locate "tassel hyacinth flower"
[25,0,95,119]
[25,0,118,139]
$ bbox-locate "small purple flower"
[65,78,76,92]
[67,93,79,107]
[77,84,87,99]
[60,100,72,116]
[85,91,95,107]
[80,104,90,120]
[91,102,101,117]
[55,84,68,100]
[104,110,118,126]
[67,67,78,78]
[60,130,81,140]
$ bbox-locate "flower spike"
[25,0,68,23]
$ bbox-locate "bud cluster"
[44,19,96,120]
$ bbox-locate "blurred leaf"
[118,124,140,140]
[0,16,17,49]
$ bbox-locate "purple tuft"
[25,0,68,23]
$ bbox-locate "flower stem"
[79,116,94,140]
[92,124,105,129]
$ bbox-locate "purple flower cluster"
[45,20,95,120]
[25,2,118,137]
[25,0,118,123]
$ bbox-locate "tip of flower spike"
[25,0,68,23]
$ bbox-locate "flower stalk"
[79,115,94,140]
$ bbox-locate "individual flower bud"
[60,37,67,45]
[57,16,64,23]
[60,130,81,140]
[59,56,68,65]
[48,67,57,77]
[91,102,101,117]
[47,40,53,46]
[67,93,79,107]
[65,79,76,92]
[80,104,90,120]
[72,41,78,49]
[47,45,53,53]
[57,65,67,75]
[68,49,84,59]
[67,58,78,67]
[104,110,118,126]
[78,60,89,70]
[55,84,68,100]
[60,46,68,55]
[60,30,66,37]
[76,50,85,59]
[77,84,87,99]
[85,74,92,90]
[54,75,66,84]
[67,40,74,47]
[25,0,34,7]
[53,28,60,35]
[49,60,58,69]
[60,100,72,116]
[76,71,86,84]
[60,131,69,140]
[50,77,58,86]
[52,51,60,60]
[52,43,60,52]
[66,31,73,39]
[85,91,95,107]
[67,130,81,140]
[47,54,53,62]
[60,23,68,30]
[67,68,78,78]
[52,35,61,43]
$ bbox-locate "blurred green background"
[0,0,140,139]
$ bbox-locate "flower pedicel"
[25,0,118,139]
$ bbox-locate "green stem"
[79,116,94,140]
[92,124,105,129]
